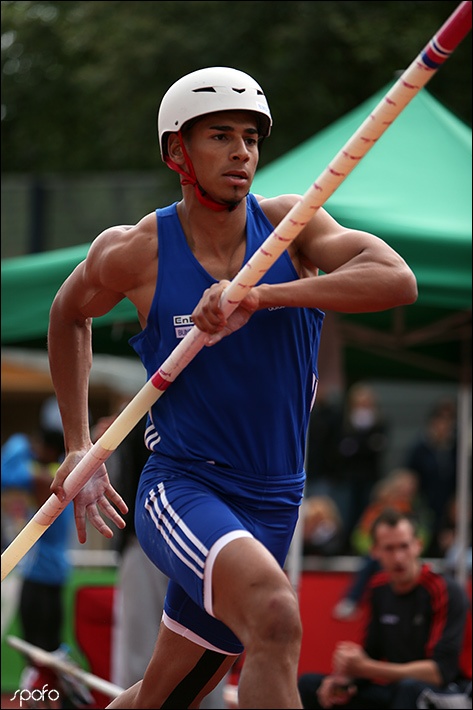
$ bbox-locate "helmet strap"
[165,132,240,212]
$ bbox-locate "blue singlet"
[130,193,324,654]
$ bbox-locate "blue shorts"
[135,454,304,654]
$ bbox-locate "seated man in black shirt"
[298,508,471,709]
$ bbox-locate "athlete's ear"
[167,133,185,164]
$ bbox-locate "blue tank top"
[129,194,324,492]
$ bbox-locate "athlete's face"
[184,110,260,204]
[371,520,423,592]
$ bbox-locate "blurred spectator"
[299,508,471,710]
[349,468,433,557]
[305,384,388,553]
[304,392,342,498]
[302,495,345,557]
[404,398,457,556]
[333,468,433,620]
[1,397,72,651]
[334,383,389,548]
[1,397,91,707]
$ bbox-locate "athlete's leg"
[127,468,302,708]
[106,537,302,710]
[106,621,235,709]
[211,536,303,709]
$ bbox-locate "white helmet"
[158,66,272,161]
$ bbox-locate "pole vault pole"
[6,635,124,699]
[1,1,471,582]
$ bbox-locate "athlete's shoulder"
[92,211,157,248]
[85,211,158,291]
[86,212,156,262]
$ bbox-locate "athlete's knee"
[251,584,302,650]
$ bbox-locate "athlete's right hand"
[50,451,128,544]
[192,280,260,345]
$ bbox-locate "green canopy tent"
[1,243,141,354]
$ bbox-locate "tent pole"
[454,383,472,587]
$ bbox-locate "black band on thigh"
[160,649,228,709]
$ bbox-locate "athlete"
[48,67,418,709]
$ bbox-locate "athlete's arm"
[48,219,154,541]
[191,194,417,338]
[257,194,417,313]
[48,234,125,455]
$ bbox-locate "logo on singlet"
[173,314,194,339]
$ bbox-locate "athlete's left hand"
[51,449,128,544]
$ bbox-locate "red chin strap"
[165,132,240,212]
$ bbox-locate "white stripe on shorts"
[204,530,253,617]
[145,482,209,579]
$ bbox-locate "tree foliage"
[1,0,471,175]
